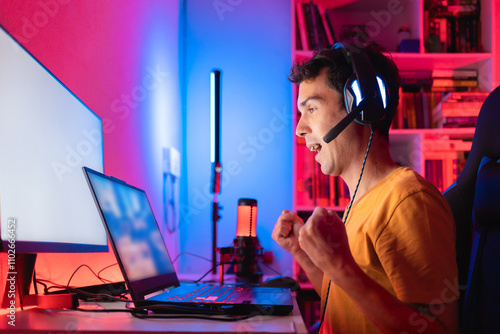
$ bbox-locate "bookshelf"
[292,0,497,214]
[291,1,497,324]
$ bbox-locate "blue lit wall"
[181,0,293,275]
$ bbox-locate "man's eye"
[308,107,316,113]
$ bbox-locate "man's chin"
[319,164,330,176]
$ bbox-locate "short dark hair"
[289,43,400,140]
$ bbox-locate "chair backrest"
[461,157,500,333]
[443,86,500,332]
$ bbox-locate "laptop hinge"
[144,286,176,299]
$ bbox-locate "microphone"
[322,95,372,144]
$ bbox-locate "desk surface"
[1,298,306,334]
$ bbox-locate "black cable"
[36,278,67,294]
[74,308,135,313]
[34,276,126,302]
[66,286,129,302]
[36,278,48,294]
[319,125,375,329]
[73,305,258,321]
[33,270,38,294]
[96,263,118,282]
[66,264,108,289]
[193,261,236,283]
[40,261,261,321]
[130,310,257,321]
[33,258,249,318]
[172,252,212,265]
[260,262,282,276]
[35,263,120,300]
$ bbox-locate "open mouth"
[309,144,322,153]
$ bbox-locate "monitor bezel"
[0,24,107,254]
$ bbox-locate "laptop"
[82,167,293,316]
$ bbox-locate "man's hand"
[298,207,354,278]
[272,210,304,255]
[272,209,324,294]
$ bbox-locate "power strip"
[24,293,79,309]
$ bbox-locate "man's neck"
[342,135,398,203]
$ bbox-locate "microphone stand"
[211,161,222,274]
[212,194,222,274]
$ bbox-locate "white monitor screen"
[0,26,107,252]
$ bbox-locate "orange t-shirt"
[320,167,459,334]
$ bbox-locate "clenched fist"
[272,210,304,256]
[298,207,354,278]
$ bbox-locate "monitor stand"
[1,253,37,310]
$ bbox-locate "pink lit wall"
[0,0,181,290]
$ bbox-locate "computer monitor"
[0,25,107,305]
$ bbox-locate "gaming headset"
[322,42,389,144]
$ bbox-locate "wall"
[0,0,182,290]
[181,0,294,276]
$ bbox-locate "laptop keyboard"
[165,285,252,303]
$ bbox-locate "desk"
[0,298,306,333]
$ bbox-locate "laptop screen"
[84,167,180,298]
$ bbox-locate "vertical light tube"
[210,69,222,274]
[210,69,221,195]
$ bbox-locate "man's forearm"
[325,261,458,334]
[293,249,324,295]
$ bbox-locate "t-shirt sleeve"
[375,190,459,305]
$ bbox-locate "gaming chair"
[443,85,500,333]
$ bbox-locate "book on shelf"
[295,9,303,51]
[432,78,478,88]
[430,86,481,92]
[400,70,433,91]
[399,69,480,93]
[392,91,445,129]
[424,136,472,192]
[423,139,473,153]
[322,7,337,45]
[429,68,479,91]
[446,91,489,101]
[441,101,483,117]
[443,116,478,128]
[433,91,488,127]
[425,158,444,192]
[313,4,331,49]
[295,1,335,51]
[424,0,482,53]
[431,69,478,79]
[433,3,480,18]
[302,3,318,51]
[317,4,335,46]
[393,83,485,129]
[296,1,309,50]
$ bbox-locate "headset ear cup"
[344,88,354,114]
[369,76,388,124]
[343,74,357,115]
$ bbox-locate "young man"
[272,44,459,333]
